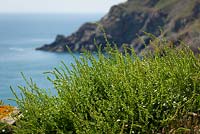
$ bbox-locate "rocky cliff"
[36,0,200,53]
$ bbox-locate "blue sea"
[0,13,102,105]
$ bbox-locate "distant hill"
[36,0,200,53]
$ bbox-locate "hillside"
[36,0,200,53]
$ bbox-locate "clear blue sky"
[0,0,126,14]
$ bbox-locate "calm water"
[0,13,102,105]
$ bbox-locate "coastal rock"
[36,0,200,53]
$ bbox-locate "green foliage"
[0,100,4,106]
[12,37,200,133]
[155,0,179,9]
[0,123,13,134]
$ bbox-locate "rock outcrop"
[36,0,200,53]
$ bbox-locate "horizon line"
[0,11,108,15]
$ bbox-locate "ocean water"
[0,13,102,105]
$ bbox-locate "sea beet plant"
[11,37,200,133]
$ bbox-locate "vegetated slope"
[15,41,200,133]
[36,0,200,53]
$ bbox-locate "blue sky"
[0,0,126,13]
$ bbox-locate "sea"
[0,13,103,105]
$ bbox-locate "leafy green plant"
[0,123,13,134]
[0,100,4,106]
[12,37,200,133]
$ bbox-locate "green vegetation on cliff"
[12,37,200,133]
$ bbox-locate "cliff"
[36,0,200,53]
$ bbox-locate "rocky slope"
[36,0,200,53]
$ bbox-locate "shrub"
[12,37,200,133]
[0,100,4,106]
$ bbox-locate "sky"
[0,0,126,14]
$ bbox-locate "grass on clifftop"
[11,37,200,133]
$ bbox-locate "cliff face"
[36,0,200,53]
